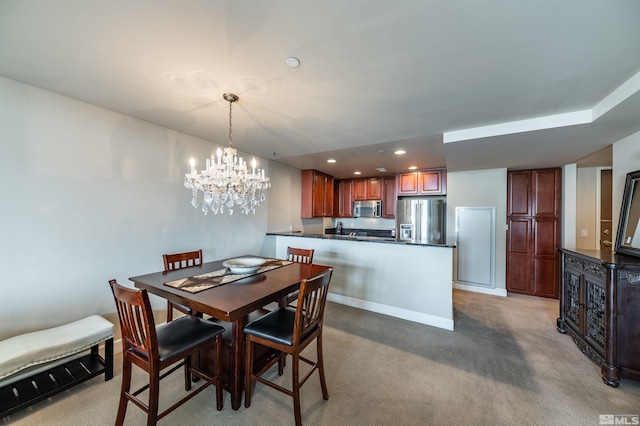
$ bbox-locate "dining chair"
[162,249,203,322]
[244,268,333,426]
[286,246,315,264]
[109,279,224,426]
[284,247,315,306]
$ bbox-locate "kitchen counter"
[266,233,455,330]
[266,232,456,248]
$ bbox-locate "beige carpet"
[3,290,639,425]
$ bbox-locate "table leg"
[230,316,248,410]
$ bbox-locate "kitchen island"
[266,232,456,330]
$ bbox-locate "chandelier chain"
[228,98,233,148]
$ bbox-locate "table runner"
[164,258,293,293]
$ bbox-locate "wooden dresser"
[557,248,640,386]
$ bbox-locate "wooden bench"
[0,315,114,418]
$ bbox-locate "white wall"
[446,169,508,292]
[0,76,280,340]
[3,73,637,340]
[613,130,640,244]
[265,161,303,233]
[575,167,598,249]
[274,235,454,330]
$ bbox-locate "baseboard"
[326,293,454,331]
[454,282,507,297]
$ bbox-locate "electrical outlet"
[580,229,588,237]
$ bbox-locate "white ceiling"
[1,1,639,179]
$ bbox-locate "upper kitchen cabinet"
[397,169,447,196]
[382,176,396,218]
[353,178,382,201]
[507,168,561,218]
[301,169,334,218]
[333,179,353,218]
[334,176,395,218]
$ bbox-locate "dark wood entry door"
[507,168,561,298]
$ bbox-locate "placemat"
[164,258,293,294]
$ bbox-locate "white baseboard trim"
[454,282,508,297]
[326,293,454,331]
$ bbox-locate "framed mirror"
[615,170,640,258]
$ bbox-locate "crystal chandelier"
[184,93,270,215]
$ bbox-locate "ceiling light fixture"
[409,166,418,170]
[286,57,300,68]
[354,171,362,175]
[395,150,406,155]
[327,159,336,163]
[184,93,270,215]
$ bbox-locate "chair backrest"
[109,279,158,361]
[286,247,314,264]
[163,249,203,272]
[293,269,332,341]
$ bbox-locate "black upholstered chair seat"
[156,316,224,362]
[244,307,304,346]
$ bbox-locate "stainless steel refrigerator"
[396,198,446,244]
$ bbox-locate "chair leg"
[192,347,201,383]
[244,338,254,408]
[278,351,286,375]
[167,300,173,322]
[184,355,193,391]
[216,335,224,411]
[147,370,160,426]
[317,332,329,400]
[115,357,131,426]
[292,352,302,426]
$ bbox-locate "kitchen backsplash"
[325,227,394,238]
[331,217,395,230]
[328,217,396,237]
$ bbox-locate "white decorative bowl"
[223,257,266,274]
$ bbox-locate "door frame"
[596,166,613,250]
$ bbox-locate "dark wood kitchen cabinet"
[507,168,561,298]
[397,169,446,196]
[382,176,396,218]
[333,179,353,218]
[353,178,382,201]
[557,248,640,386]
[301,170,334,218]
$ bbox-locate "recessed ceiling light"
[409,166,418,170]
[327,159,336,163]
[395,150,406,155]
[286,57,300,68]
[354,171,362,175]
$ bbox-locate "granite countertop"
[266,232,456,248]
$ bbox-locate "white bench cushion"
[0,315,114,381]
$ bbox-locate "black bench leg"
[104,338,114,380]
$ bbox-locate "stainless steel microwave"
[353,200,382,218]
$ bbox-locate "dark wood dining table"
[129,256,331,410]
